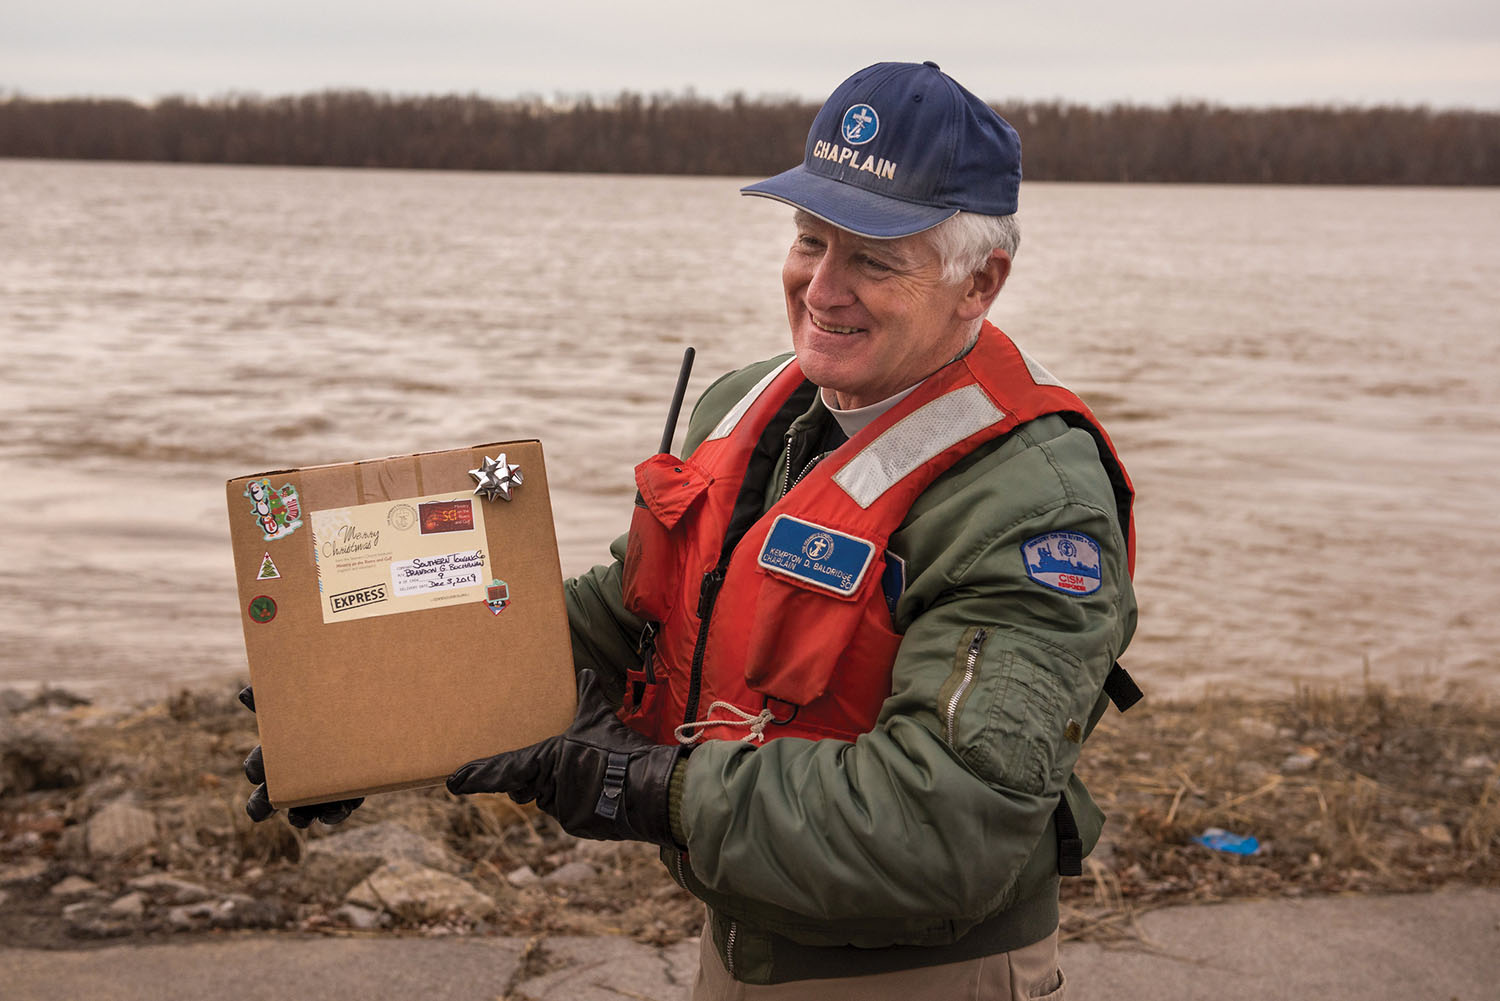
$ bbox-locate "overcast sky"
[3,0,1497,109]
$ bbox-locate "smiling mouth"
[811,316,865,334]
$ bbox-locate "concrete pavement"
[3,887,1496,1000]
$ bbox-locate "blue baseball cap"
[741,61,1021,239]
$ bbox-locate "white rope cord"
[674,701,776,744]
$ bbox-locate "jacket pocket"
[1030,968,1066,1000]
[741,556,896,712]
[621,453,711,622]
[945,638,1068,797]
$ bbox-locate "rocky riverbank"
[1,679,1496,950]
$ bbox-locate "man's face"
[782,213,974,410]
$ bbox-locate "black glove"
[238,685,363,829]
[446,669,688,848]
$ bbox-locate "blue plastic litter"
[1193,827,1261,855]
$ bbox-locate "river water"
[2,159,1497,703]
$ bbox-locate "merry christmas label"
[309,489,490,625]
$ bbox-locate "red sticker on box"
[419,499,475,534]
[247,595,277,623]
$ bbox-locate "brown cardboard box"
[226,440,576,808]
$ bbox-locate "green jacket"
[565,354,1137,984]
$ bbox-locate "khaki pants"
[692,925,1065,1001]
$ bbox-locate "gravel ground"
[2,679,1496,951]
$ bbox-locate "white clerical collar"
[821,383,920,439]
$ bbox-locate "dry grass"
[1061,680,1500,942]
[3,679,1496,948]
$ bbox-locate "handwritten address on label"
[390,550,486,597]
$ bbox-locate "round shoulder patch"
[1020,531,1102,596]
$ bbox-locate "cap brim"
[741,165,957,239]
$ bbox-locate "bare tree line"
[1,91,1495,184]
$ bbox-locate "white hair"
[925,211,1021,284]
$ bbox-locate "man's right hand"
[238,685,364,829]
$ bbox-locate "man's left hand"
[446,669,687,848]
[238,685,364,829]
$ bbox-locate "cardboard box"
[226,440,576,808]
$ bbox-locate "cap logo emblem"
[840,104,879,145]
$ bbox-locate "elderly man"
[249,60,1138,999]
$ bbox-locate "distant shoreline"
[3,92,1497,185]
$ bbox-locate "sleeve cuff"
[667,757,690,848]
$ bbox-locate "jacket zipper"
[779,430,798,498]
[945,628,989,747]
[779,427,832,500]
[725,920,738,978]
[683,567,726,726]
[690,425,816,727]
[792,454,826,492]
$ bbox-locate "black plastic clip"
[595,752,629,820]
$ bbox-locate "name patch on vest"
[1021,531,1102,596]
[757,516,875,596]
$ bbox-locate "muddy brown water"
[2,160,1497,702]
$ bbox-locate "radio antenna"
[657,347,696,455]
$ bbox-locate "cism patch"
[757,515,875,596]
[1021,531,1102,596]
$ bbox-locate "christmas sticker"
[255,552,281,580]
[486,579,511,614]
[245,478,303,542]
[247,595,278,624]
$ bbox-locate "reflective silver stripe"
[832,384,1004,508]
[1015,342,1065,388]
[704,357,796,442]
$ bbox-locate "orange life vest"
[620,322,1135,746]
